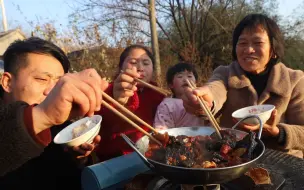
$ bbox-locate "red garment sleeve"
[23,105,51,146]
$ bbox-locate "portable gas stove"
[146,170,286,190]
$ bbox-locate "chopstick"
[101,91,158,134]
[101,99,163,146]
[186,79,222,139]
[134,78,170,96]
[120,70,170,97]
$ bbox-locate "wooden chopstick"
[120,70,170,97]
[186,79,222,139]
[101,99,163,146]
[188,80,222,133]
[134,78,170,96]
[101,91,158,134]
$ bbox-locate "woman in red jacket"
[95,45,165,161]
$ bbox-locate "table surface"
[256,149,304,189]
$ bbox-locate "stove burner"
[147,178,224,190]
[182,184,220,190]
[147,168,285,190]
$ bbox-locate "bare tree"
[71,0,304,81]
[149,0,162,85]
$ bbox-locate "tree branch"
[169,0,186,46]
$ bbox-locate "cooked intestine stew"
[145,130,258,168]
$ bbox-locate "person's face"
[2,53,65,105]
[169,70,196,99]
[121,48,153,85]
[236,25,273,74]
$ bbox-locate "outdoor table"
[81,148,304,190]
[257,148,304,189]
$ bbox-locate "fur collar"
[228,61,295,97]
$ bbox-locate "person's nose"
[137,62,144,72]
[43,80,56,96]
[244,43,255,54]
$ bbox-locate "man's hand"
[32,69,108,134]
[72,135,101,159]
[182,85,214,115]
[113,67,139,105]
[235,109,279,137]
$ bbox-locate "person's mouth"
[244,56,258,62]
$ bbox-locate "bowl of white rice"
[54,115,102,147]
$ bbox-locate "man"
[0,37,107,189]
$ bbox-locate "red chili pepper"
[145,151,153,158]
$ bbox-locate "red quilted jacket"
[95,82,165,161]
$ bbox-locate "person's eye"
[143,61,151,65]
[35,78,48,82]
[177,75,183,78]
[254,42,264,45]
[128,59,137,64]
[237,41,247,45]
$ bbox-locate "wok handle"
[120,133,155,168]
[231,115,263,139]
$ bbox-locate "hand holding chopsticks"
[120,70,170,97]
[101,91,162,146]
[185,79,222,139]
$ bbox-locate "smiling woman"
[182,14,304,158]
[232,14,284,75]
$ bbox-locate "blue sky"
[4,0,74,31]
[2,0,304,33]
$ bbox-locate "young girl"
[95,45,165,161]
[154,63,211,130]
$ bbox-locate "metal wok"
[121,115,265,185]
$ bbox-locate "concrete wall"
[0,31,25,56]
[0,60,3,74]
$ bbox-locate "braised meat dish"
[145,130,258,168]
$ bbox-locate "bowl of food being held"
[232,104,275,126]
[54,115,102,147]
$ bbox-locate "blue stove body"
[81,153,150,190]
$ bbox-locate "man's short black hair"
[232,14,284,62]
[166,62,198,85]
[3,37,70,75]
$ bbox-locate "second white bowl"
[232,104,275,125]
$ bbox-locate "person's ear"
[1,72,13,93]
[270,49,277,59]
